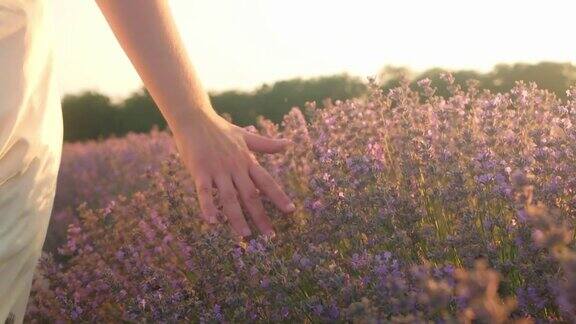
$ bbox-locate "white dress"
[0,0,62,322]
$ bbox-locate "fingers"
[249,164,295,213]
[195,176,218,224]
[214,176,251,237]
[233,172,274,236]
[243,131,290,154]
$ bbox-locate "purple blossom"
[26,75,576,323]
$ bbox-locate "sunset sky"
[51,0,575,100]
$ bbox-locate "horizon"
[52,0,576,100]
[60,60,576,101]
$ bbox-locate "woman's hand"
[171,110,295,237]
[95,0,294,236]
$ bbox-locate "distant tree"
[414,68,486,97]
[377,66,413,89]
[117,88,166,135]
[211,73,367,126]
[487,62,576,98]
[209,91,257,126]
[61,63,576,142]
[61,91,118,141]
[379,62,576,99]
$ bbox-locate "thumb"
[243,131,291,153]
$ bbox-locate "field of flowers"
[26,75,576,322]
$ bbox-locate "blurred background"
[52,0,576,142]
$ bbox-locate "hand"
[95,1,294,237]
[171,110,295,237]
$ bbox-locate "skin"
[95,0,295,237]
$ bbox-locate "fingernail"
[285,203,296,212]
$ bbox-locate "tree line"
[62,62,576,142]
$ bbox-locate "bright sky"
[52,0,575,100]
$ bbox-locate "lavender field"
[26,76,576,322]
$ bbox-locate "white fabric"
[0,0,62,322]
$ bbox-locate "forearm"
[95,0,215,131]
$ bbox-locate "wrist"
[167,103,220,134]
[168,106,221,137]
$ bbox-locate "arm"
[95,0,295,237]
